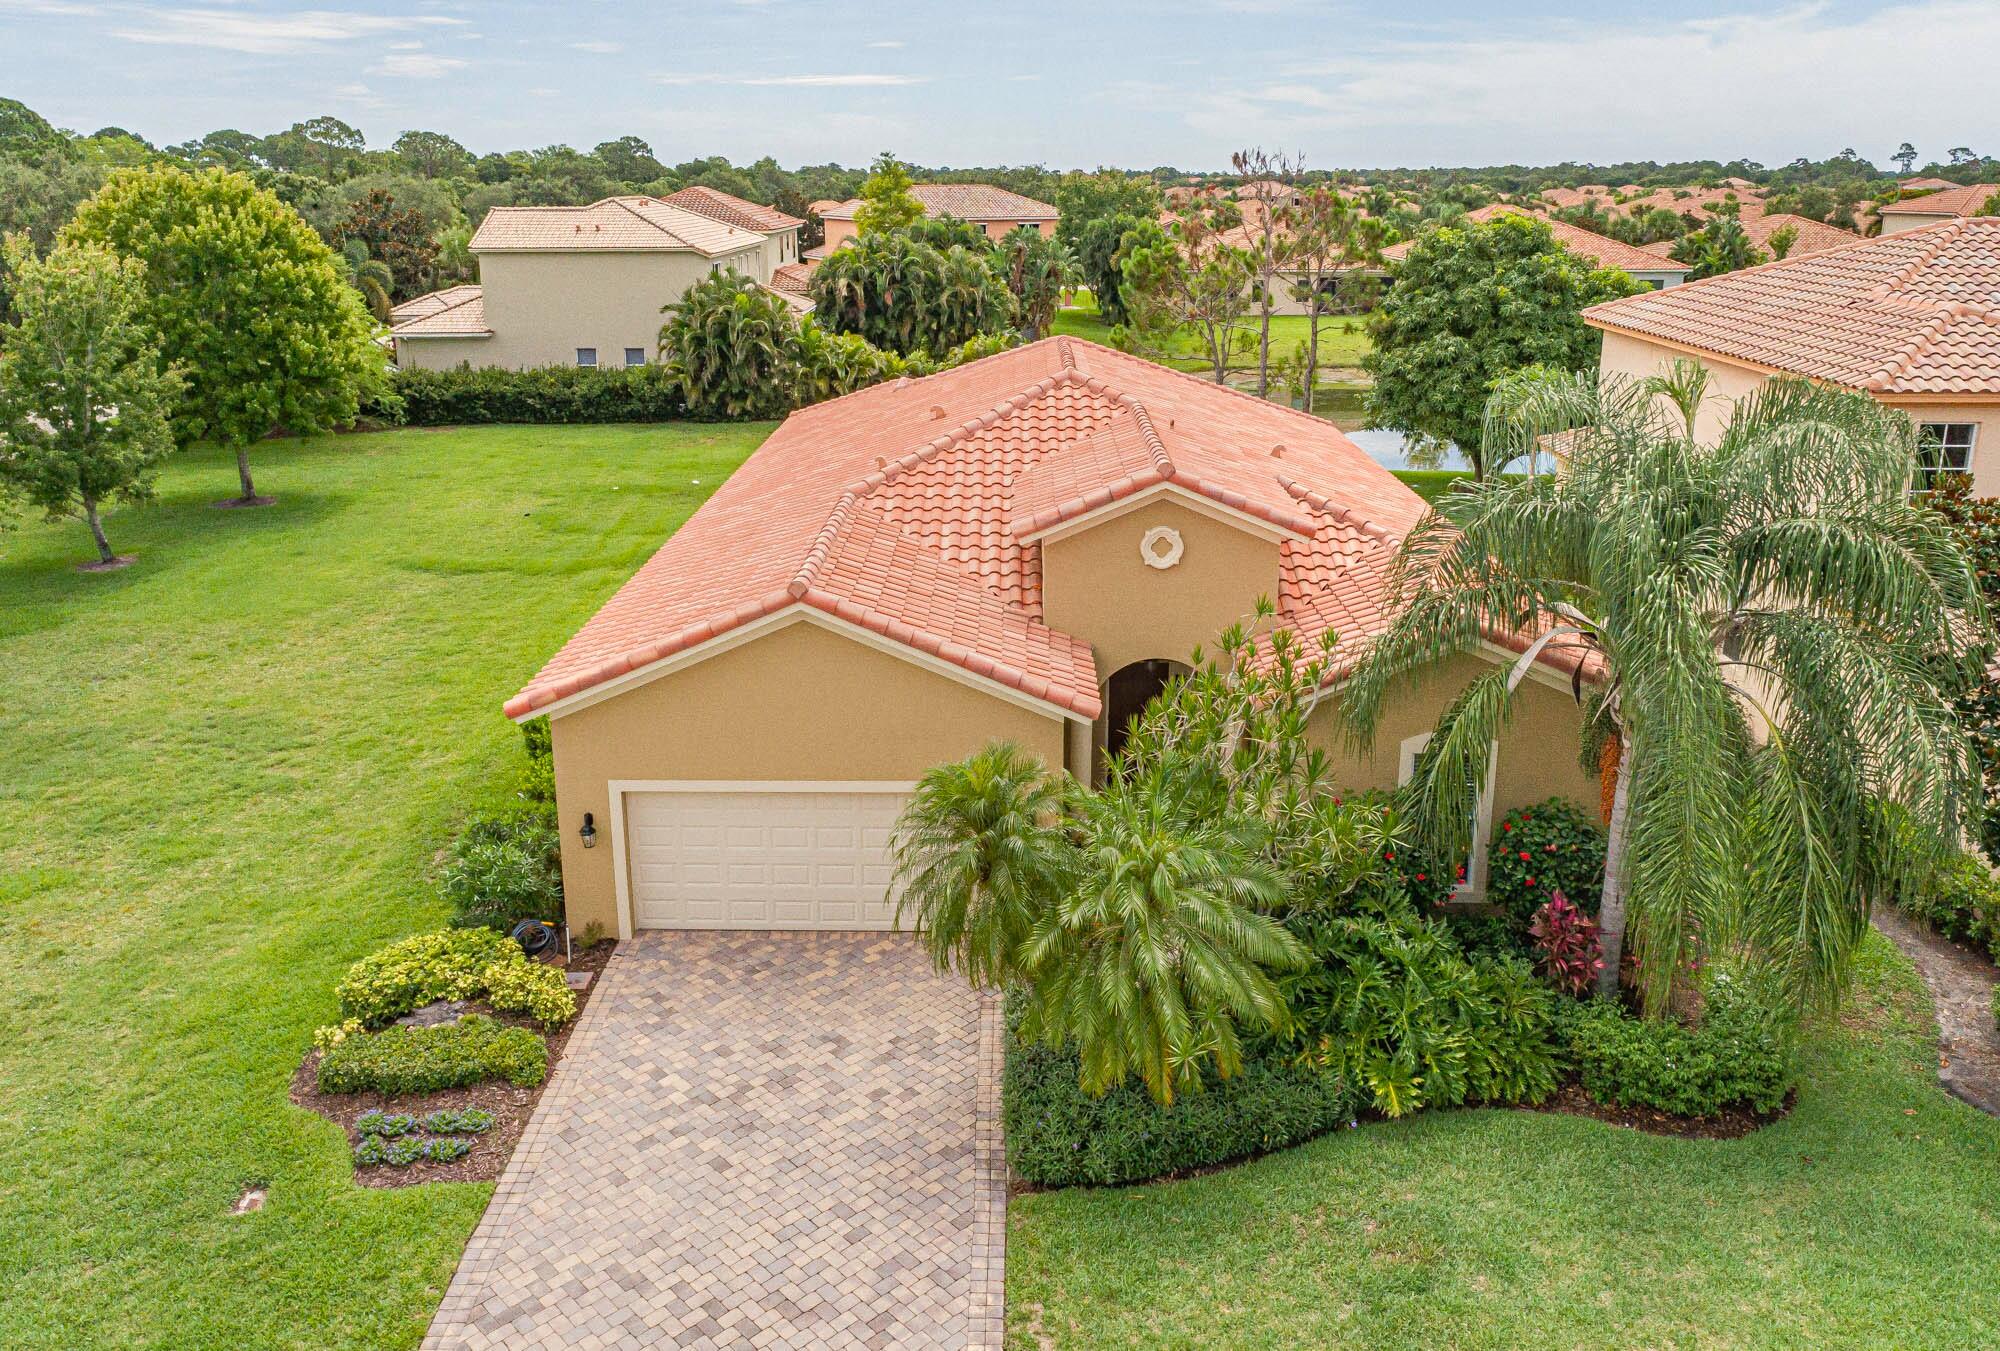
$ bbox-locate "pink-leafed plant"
[1529,890,1604,997]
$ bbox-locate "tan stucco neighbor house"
[504,337,1597,939]
[814,184,1058,255]
[1585,218,2000,489]
[390,190,804,371]
[1877,183,1998,234]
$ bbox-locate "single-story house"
[504,337,1597,937]
[391,190,803,371]
[815,184,1058,254]
[1877,183,1997,233]
[1585,219,2000,486]
[1741,212,1863,258]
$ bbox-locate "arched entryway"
[1098,658,1188,779]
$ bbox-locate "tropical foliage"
[810,229,1015,357]
[1118,204,1254,382]
[1343,361,1988,1021]
[659,269,803,420]
[996,225,1076,341]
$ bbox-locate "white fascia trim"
[605,778,918,941]
[1019,480,1308,546]
[517,603,1088,726]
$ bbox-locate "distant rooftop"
[656,185,804,234]
[818,184,1057,222]
[469,196,764,255]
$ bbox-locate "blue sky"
[4,1,1996,169]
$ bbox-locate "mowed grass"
[1052,292,1371,373]
[1007,932,2000,1349]
[0,423,770,1350]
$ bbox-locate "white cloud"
[110,7,466,55]
[866,40,904,49]
[1185,2,2000,166]
[571,40,621,54]
[657,72,927,88]
[373,51,469,79]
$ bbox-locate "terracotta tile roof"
[1900,177,1960,192]
[1744,212,1863,256]
[1878,183,1998,217]
[470,196,764,256]
[1379,207,1690,277]
[656,185,804,234]
[389,283,480,323]
[389,285,489,337]
[768,261,816,297]
[504,337,1457,721]
[1584,219,2000,396]
[818,184,1058,223]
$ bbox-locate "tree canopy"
[63,165,383,502]
[852,152,924,236]
[1363,214,1645,474]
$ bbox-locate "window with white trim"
[575,347,597,368]
[624,347,646,367]
[1398,732,1498,897]
[1917,422,1977,490]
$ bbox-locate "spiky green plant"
[890,742,1074,988]
[1016,767,1307,1103]
[1342,361,1987,1018]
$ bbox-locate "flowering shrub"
[354,1110,415,1138]
[335,928,518,1027]
[1487,798,1606,931]
[312,1018,364,1052]
[1528,891,1604,996]
[422,1108,496,1135]
[481,958,577,1030]
[439,809,563,933]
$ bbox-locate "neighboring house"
[1375,205,1692,292]
[390,193,797,371]
[816,184,1058,252]
[765,261,816,314]
[1236,179,1303,207]
[1584,219,2000,488]
[1900,176,1962,193]
[1877,183,1998,233]
[1743,212,1862,257]
[502,337,1597,937]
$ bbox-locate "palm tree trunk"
[82,494,114,564]
[1596,729,1633,998]
[235,445,257,501]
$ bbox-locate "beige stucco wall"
[399,246,762,372]
[1039,496,1282,679]
[546,618,1067,935]
[1306,652,1598,818]
[1598,329,2000,489]
[1880,212,1956,235]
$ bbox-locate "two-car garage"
[617,784,911,930]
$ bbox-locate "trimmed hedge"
[335,928,517,1027]
[1486,797,1606,931]
[362,363,689,426]
[1004,1015,1364,1187]
[1556,976,1793,1117]
[317,1014,547,1095]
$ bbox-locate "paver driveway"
[422,932,1004,1350]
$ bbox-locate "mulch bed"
[1525,1079,1794,1139]
[291,937,617,1189]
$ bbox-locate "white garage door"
[623,786,910,930]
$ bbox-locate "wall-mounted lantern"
[580,812,597,849]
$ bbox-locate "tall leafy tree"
[64,165,382,504]
[0,97,67,160]
[1052,171,1160,249]
[0,236,181,566]
[852,152,924,236]
[0,152,105,319]
[1231,147,1299,398]
[1283,186,1383,413]
[1343,364,1986,1017]
[327,188,439,299]
[997,226,1075,341]
[1120,203,1254,383]
[1670,216,1766,278]
[1363,214,1644,475]
[1073,212,1158,328]
[391,130,473,180]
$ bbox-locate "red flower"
[1415,873,1427,882]
[1502,822,1512,832]
[1519,851,1531,861]
[1385,852,1396,861]
[1526,877,1537,886]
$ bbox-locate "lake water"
[1286,384,1473,473]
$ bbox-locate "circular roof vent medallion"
[1141,525,1184,570]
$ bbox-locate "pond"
[1295,384,1473,473]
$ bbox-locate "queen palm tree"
[1341,362,1986,1017]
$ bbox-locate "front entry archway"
[1098,658,1188,779]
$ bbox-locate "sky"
[3,0,1997,171]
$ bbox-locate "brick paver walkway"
[422,932,1004,1350]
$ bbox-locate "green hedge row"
[316,1014,547,1095]
[362,363,689,426]
[1004,1024,1363,1187]
[1556,978,1793,1118]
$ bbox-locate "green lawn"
[1052,293,1371,374]
[7,422,1994,1350]
[1007,931,2000,1349]
[0,423,772,1350]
